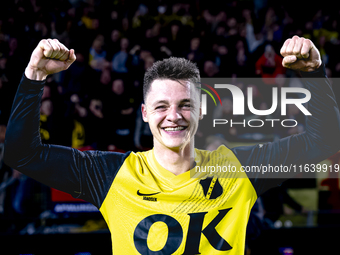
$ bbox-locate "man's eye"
[156,106,166,110]
[182,104,191,108]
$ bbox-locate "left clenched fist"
[280,35,322,72]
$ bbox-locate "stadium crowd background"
[1,0,340,150]
[0,0,340,253]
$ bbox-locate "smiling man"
[4,36,340,254]
[141,58,202,176]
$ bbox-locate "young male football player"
[4,36,340,254]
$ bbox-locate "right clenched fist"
[25,39,76,81]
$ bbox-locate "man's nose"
[166,106,182,122]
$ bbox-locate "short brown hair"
[143,57,200,103]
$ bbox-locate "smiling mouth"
[162,126,188,131]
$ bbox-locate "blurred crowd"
[0,0,340,151]
[0,0,340,243]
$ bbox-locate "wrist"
[300,62,326,78]
[24,66,48,81]
[312,59,322,71]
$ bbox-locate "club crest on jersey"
[199,177,223,199]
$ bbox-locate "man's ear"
[141,103,148,122]
[199,104,203,120]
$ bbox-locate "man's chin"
[163,140,192,151]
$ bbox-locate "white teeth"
[164,127,186,131]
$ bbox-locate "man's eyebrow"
[152,100,169,106]
[152,98,192,106]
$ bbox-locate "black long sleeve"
[4,74,130,208]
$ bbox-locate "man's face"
[142,79,201,151]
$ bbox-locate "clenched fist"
[25,39,76,81]
[280,35,322,72]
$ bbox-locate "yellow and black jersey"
[100,146,256,254]
[4,64,340,254]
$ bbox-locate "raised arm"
[231,36,340,195]
[4,39,130,208]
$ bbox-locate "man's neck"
[153,142,195,176]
